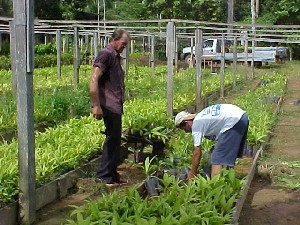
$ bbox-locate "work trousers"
[96,107,122,183]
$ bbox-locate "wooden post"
[56,30,61,78]
[220,34,225,98]
[62,36,66,53]
[174,34,178,71]
[9,20,17,95]
[150,35,155,77]
[227,0,234,37]
[122,45,129,76]
[12,0,36,223]
[256,0,259,17]
[244,33,248,80]
[90,35,94,63]
[232,34,237,87]
[73,27,80,89]
[0,31,2,52]
[100,36,104,49]
[65,34,69,53]
[195,28,203,111]
[189,37,194,68]
[130,39,134,54]
[251,0,256,80]
[84,34,89,64]
[93,32,98,58]
[79,37,83,49]
[142,37,145,55]
[166,21,175,116]
[289,47,293,61]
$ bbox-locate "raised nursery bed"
[0,75,262,225]
[0,156,101,225]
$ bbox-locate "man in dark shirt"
[90,29,129,188]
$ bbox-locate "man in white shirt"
[174,104,249,178]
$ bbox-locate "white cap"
[174,111,196,127]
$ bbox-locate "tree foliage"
[2,0,300,25]
[141,0,226,22]
[35,0,62,19]
[0,0,12,17]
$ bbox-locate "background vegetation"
[1,0,300,25]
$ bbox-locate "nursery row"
[0,65,229,134]
[0,66,240,205]
[64,72,287,224]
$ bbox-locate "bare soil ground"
[34,160,146,225]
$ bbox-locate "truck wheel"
[185,54,196,65]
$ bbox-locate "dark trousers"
[97,107,122,183]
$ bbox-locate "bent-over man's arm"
[188,145,202,180]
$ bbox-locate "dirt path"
[239,74,300,225]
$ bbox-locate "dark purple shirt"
[93,44,125,115]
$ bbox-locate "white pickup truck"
[180,38,289,66]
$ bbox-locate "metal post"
[56,30,61,78]
[166,22,175,116]
[12,0,36,223]
[195,28,203,111]
[73,27,80,89]
[220,34,225,98]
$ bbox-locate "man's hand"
[90,67,103,118]
[187,171,196,181]
[186,146,202,182]
[92,105,103,120]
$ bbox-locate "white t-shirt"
[192,104,245,147]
